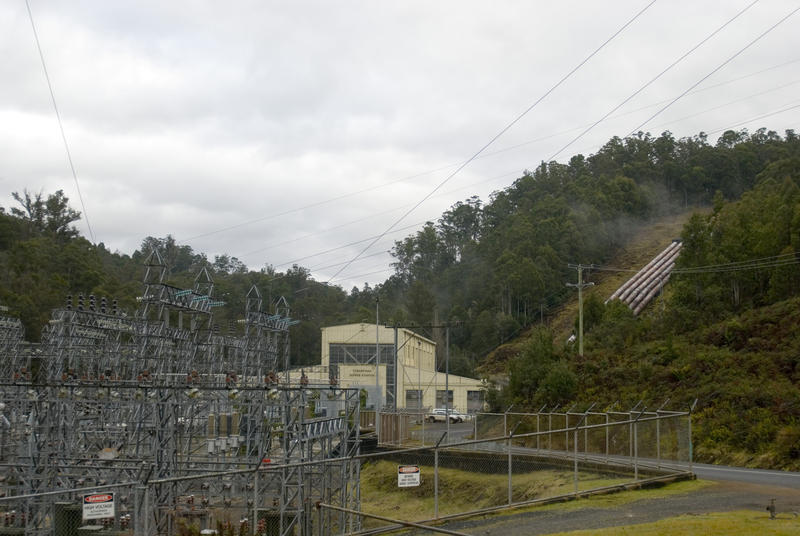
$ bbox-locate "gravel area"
[414,481,800,535]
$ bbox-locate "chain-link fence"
[0,482,139,536]
[348,407,692,534]
[0,461,361,536]
[1,409,691,535]
[474,408,691,470]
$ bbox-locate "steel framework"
[0,251,361,536]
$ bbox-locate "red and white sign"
[397,465,420,487]
[82,492,115,520]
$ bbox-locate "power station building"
[299,323,485,412]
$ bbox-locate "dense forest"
[2,127,799,467]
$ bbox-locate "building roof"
[321,323,436,346]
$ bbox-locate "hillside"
[551,209,703,342]
[484,171,800,469]
[2,131,798,469]
[478,208,701,374]
[574,295,800,470]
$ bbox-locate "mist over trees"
[384,128,800,373]
[2,128,800,469]
[1,128,798,372]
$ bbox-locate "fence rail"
[1,408,692,535]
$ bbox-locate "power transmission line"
[706,101,800,135]
[325,0,660,285]
[650,79,800,131]
[329,267,395,285]
[260,95,798,286]
[589,252,800,276]
[626,4,800,137]
[248,81,799,276]
[25,0,95,244]
[270,220,427,269]
[547,0,760,162]
[182,59,799,258]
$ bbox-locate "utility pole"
[375,296,380,410]
[386,322,461,415]
[445,325,450,443]
[567,264,594,356]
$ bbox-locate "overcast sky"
[1,0,798,291]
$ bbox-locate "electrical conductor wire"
[325,0,660,284]
[25,0,96,244]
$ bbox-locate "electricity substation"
[0,250,362,536]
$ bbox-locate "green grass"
[359,460,636,527]
[544,510,800,535]
[506,478,710,515]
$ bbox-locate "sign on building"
[82,492,115,521]
[397,465,420,487]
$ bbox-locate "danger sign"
[82,492,115,520]
[397,465,420,487]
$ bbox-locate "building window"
[467,390,484,413]
[405,389,423,409]
[329,343,396,406]
[435,390,453,408]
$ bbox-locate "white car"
[425,408,467,423]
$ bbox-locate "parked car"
[425,408,467,423]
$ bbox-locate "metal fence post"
[573,427,579,495]
[655,399,669,470]
[628,400,642,460]
[252,469,259,535]
[689,411,692,472]
[143,485,150,536]
[435,446,439,519]
[583,417,588,459]
[634,419,639,480]
[628,412,633,459]
[631,406,647,481]
[656,415,661,469]
[507,423,520,506]
[508,432,512,505]
[433,432,446,520]
[572,404,594,495]
[503,404,513,437]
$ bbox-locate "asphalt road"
[409,421,475,445]
[671,461,800,488]
[435,480,800,536]
[498,443,800,490]
[380,437,800,534]
[411,425,800,489]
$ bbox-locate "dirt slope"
[481,208,703,374]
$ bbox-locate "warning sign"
[82,493,115,520]
[397,465,420,487]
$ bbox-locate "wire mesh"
[1,409,691,535]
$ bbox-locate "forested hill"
[1,128,799,379]
[380,128,800,374]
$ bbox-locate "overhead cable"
[325,0,660,284]
[547,0,760,162]
[705,101,800,135]
[185,58,799,253]
[25,0,96,244]
[626,4,800,137]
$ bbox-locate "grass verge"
[544,509,800,535]
[359,460,640,527]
